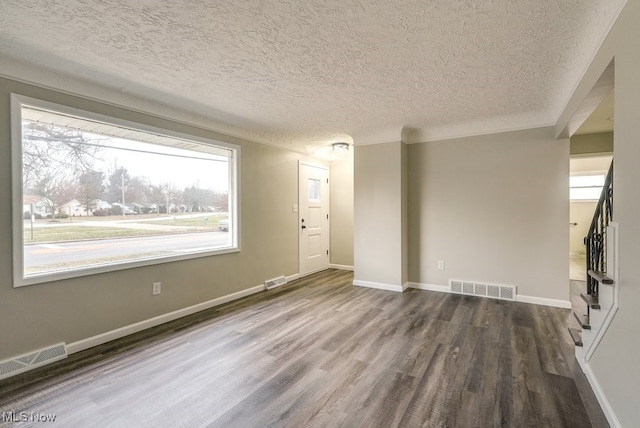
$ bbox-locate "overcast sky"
[92,136,230,192]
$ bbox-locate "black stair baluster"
[584,160,613,299]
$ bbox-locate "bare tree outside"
[22,122,102,186]
[23,121,102,218]
[30,171,77,219]
[77,170,105,215]
[105,165,129,208]
[145,182,169,214]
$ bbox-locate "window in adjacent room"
[569,174,605,201]
[12,94,239,286]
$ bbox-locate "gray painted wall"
[401,142,409,286]
[407,127,570,302]
[570,132,613,156]
[330,157,354,267]
[354,142,406,287]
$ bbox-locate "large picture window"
[12,95,239,286]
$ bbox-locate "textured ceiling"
[0,0,626,156]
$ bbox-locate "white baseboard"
[576,355,622,428]
[329,264,354,271]
[408,282,449,293]
[408,282,571,309]
[353,279,404,293]
[516,294,572,309]
[67,283,266,355]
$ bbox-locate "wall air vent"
[449,279,516,301]
[265,276,287,290]
[0,343,67,380]
[451,280,463,293]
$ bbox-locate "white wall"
[557,1,640,425]
[591,3,640,424]
[407,127,570,303]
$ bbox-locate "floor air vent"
[265,276,287,290]
[0,343,67,380]
[449,280,516,301]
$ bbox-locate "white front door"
[299,162,329,276]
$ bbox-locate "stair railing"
[584,159,614,297]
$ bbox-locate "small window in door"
[308,178,321,202]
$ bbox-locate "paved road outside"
[24,232,230,274]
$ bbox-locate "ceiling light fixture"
[332,142,349,152]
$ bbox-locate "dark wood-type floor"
[0,270,608,427]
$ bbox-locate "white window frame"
[11,94,240,287]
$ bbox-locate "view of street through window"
[19,105,235,279]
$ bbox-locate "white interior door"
[299,162,329,276]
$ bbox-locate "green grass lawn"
[134,216,226,228]
[23,213,228,243]
[23,226,167,243]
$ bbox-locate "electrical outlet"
[152,282,161,295]
[437,260,445,270]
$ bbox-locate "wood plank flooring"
[0,270,608,427]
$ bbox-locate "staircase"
[570,160,618,362]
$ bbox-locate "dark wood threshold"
[580,293,601,310]
[573,312,591,330]
[588,270,614,285]
[568,328,583,347]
